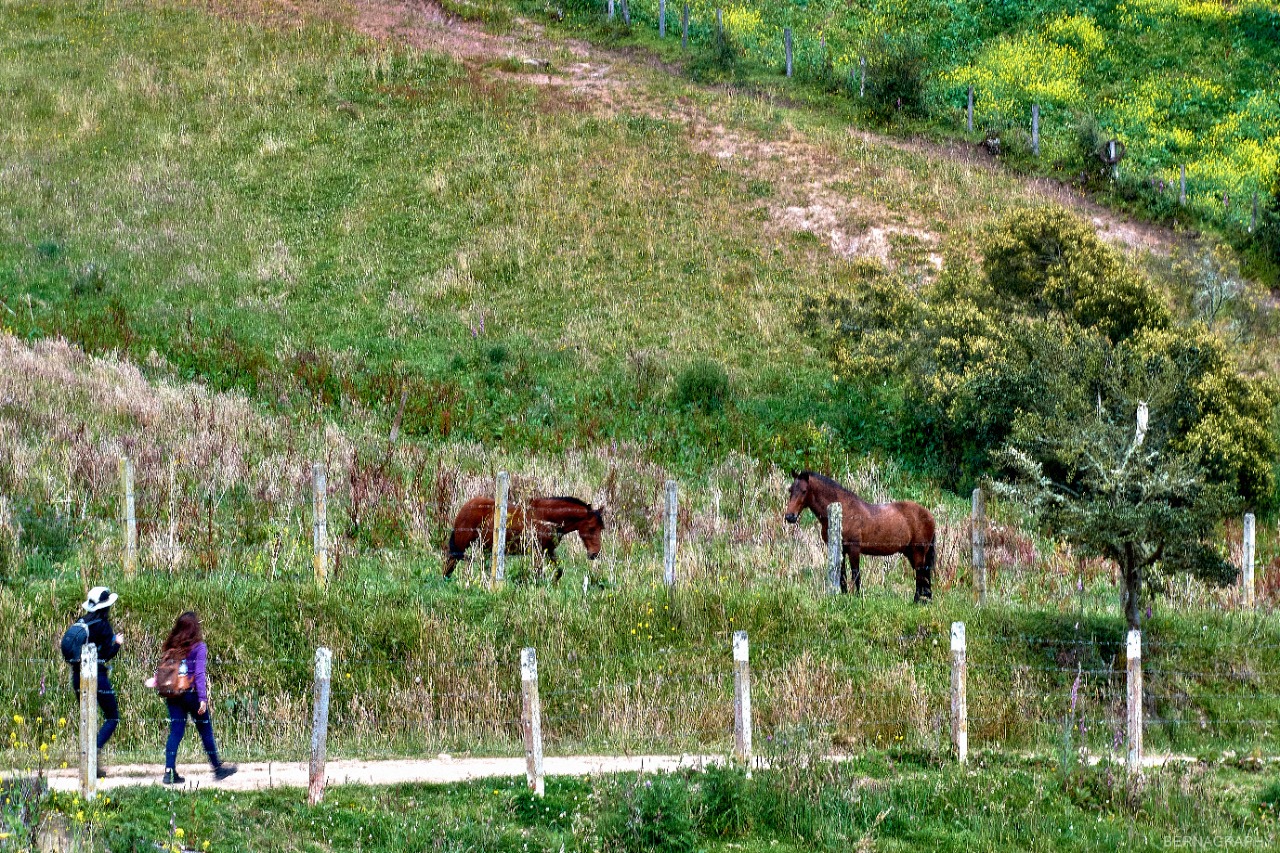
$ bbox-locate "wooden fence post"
[966,85,974,133]
[732,631,752,773]
[1243,513,1256,609]
[607,0,614,22]
[950,622,967,764]
[1252,193,1259,233]
[308,647,332,806]
[659,0,666,37]
[783,27,793,77]
[119,456,136,577]
[971,487,986,603]
[681,2,689,49]
[620,0,630,26]
[493,471,510,585]
[663,480,678,587]
[1179,165,1187,206]
[1031,104,1040,156]
[715,7,722,34]
[1126,629,1142,774]
[312,462,328,587]
[859,56,866,98]
[79,643,98,800]
[827,502,843,594]
[520,648,544,796]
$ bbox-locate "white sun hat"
[82,586,119,612]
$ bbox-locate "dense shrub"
[696,764,752,838]
[688,25,739,82]
[673,358,731,412]
[863,36,928,121]
[595,773,696,853]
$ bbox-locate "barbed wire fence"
[4,618,1280,801]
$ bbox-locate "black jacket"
[81,610,122,670]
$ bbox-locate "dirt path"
[37,750,1247,794]
[43,754,724,793]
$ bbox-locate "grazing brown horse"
[443,496,605,582]
[784,471,936,602]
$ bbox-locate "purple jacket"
[185,642,209,704]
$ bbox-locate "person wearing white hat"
[61,586,124,777]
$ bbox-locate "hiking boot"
[162,768,185,785]
[212,763,238,781]
[95,750,106,779]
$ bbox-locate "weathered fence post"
[1252,193,1260,233]
[620,0,630,26]
[966,85,974,133]
[950,622,967,764]
[520,648,544,796]
[607,0,614,22]
[1243,513,1256,609]
[971,487,986,603]
[663,480,678,587]
[312,462,328,587]
[1031,104,1040,156]
[859,56,866,98]
[1126,630,1142,774]
[783,27,793,78]
[119,456,136,577]
[733,631,752,773]
[715,7,722,34]
[681,2,689,49]
[79,643,98,799]
[659,0,666,37]
[308,647,332,806]
[827,502,843,594]
[493,471,510,585]
[1179,165,1187,206]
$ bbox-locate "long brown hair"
[162,611,203,657]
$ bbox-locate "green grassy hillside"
[544,0,1280,269]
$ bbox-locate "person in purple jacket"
[159,611,237,785]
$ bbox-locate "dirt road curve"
[43,754,725,793]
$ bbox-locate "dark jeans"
[70,667,119,750]
[165,691,222,770]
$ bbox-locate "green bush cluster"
[802,208,1279,509]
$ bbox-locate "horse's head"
[784,470,810,524]
[579,506,606,560]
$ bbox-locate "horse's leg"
[911,545,933,603]
[849,547,862,594]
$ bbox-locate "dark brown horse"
[784,471,936,602]
[443,496,605,582]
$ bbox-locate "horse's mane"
[548,495,592,508]
[798,471,858,498]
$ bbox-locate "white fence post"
[119,456,136,577]
[1126,630,1143,774]
[827,502,843,594]
[312,462,328,587]
[493,471,510,585]
[663,480,678,587]
[521,648,544,796]
[1242,513,1255,609]
[1031,104,1040,156]
[79,643,98,800]
[733,631,752,773]
[966,85,974,133]
[783,27,793,78]
[971,487,986,603]
[659,0,666,37]
[951,622,967,764]
[308,647,332,805]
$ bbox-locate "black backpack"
[60,619,90,664]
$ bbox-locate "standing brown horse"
[443,496,605,582]
[784,471,936,602]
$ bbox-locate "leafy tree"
[993,342,1239,629]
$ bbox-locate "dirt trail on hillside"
[336,0,1181,265]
